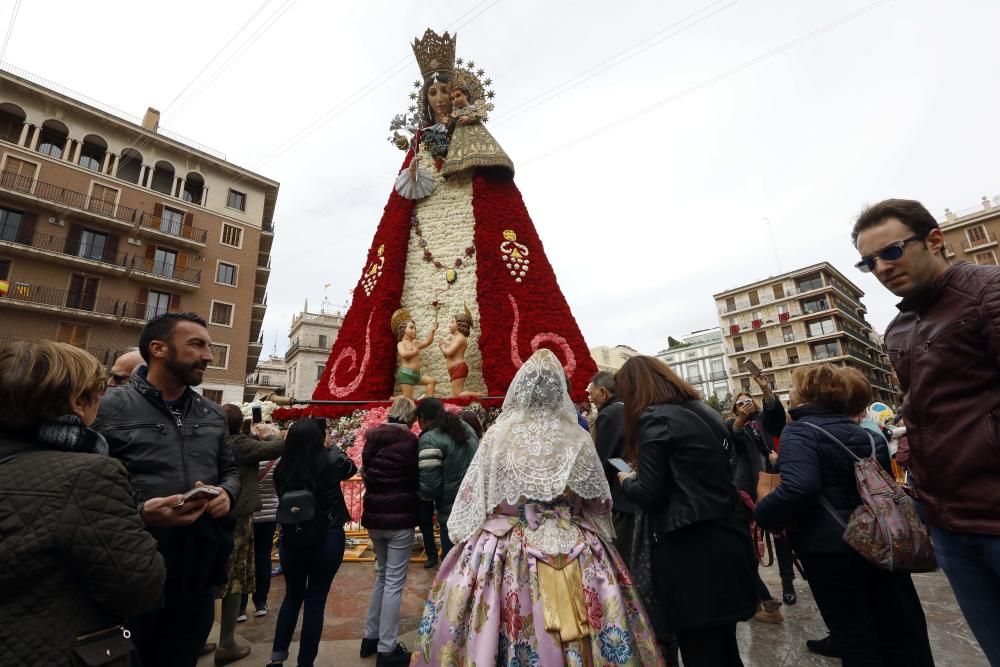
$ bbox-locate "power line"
[521,0,892,167]
[0,0,22,64]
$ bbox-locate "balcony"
[709,371,728,381]
[0,282,136,323]
[962,231,997,252]
[687,375,703,383]
[0,226,129,274]
[129,257,201,290]
[1,170,138,227]
[138,213,208,247]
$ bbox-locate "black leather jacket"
[593,395,637,514]
[622,401,738,539]
[93,366,240,508]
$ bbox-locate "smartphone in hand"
[742,358,762,377]
[251,404,263,424]
[172,486,221,507]
[608,458,634,474]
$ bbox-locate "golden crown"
[390,307,413,337]
[411,29,456,79]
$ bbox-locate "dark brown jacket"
[884,261,1000,535]
[361,423,419,529]
[0,440,166,665]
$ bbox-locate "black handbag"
[71,624,136,667]
[276,488,316,524]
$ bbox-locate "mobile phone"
[742,358,762,377]
[608,458,634,474]
[251,405,263,424]
[172,486,221,507]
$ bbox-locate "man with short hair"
[853,198,1000,663]
[108,347,143,387]
[94,312,239,667]
[587,371,636,560]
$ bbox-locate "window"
[221,223,243,248]
[318,334,328,349]
[209,343,229,369]
[227,189,247,212]
[78,229,109,261]
[708,345,721,354]
[967,225,988,244]
[773,284,784,299]
[78,138,106,171]
[756,331,768,347]
[288,364,296,386]
[685,351,696,359]
[37,125,67,158]
[751,310,763,322]
[733,336,744,353]
[740,378,752,393]
[202,389,223,403]
[160,207,183,236]
[786,347,800,365]
[748,290,759,306]
[261,375,271,386]
[66,273,98,311]
[777,303,789,315]
[2,156,37,190]
[728,317,738,327]
[974,251,998,265]
[89,183,118,217]
[686,363,701,382]
[154,248,177,278]
[807,318,836,337]
[146,290,171,319]
[811,341,840,360]
[725,296,736,312]
[802,297,828,314]
[710,359,725,377]
[0,207,23,242]
[216,262,237,286]
[0,258,9,280]
[56,322,90,348]
[760,352,772,369]
[210,301,234,326]
[316,364,325,380]
[782,325,794,342]
[765,374,776,390]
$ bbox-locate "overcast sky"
[3,0,998,356]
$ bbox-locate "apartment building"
[714,262,899,406]
[589,345,640,373]
[0,66,278,404]
[285,307,343,400]
[940,195,1000,266]
[656,328,731,401]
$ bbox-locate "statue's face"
[449,317,458,334]
[405,321,416,340]
[449,88,469,110]
[426,80,452,123]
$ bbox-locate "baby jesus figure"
[440,84,513,178]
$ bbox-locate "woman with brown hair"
[755,364,933,666]
[0,340,166,665]
[616,356,757,667]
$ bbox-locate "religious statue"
[438,305,481,397]
[391,307,437,399]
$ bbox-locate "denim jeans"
[364,528,415,653]
[930,525,1000,665]
[270,525,346,666]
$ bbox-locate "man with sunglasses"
[853,198,1000,664]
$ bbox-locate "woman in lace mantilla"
[410,349,665,667]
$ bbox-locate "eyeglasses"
[855,235,924,273]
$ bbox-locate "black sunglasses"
[855,234,924,273]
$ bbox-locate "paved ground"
[198,558,988,666]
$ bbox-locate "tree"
[706,393,734,416]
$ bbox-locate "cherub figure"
[438,305,481,397]
[392,308,437,399]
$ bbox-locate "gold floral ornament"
[361,244,385,297]
[500,229,530,283]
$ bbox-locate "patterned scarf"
[35,415,109,455]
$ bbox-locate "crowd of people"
[0,196,997,667]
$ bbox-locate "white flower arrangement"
[239,401,280,423]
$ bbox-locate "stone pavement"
[198,559,988,666]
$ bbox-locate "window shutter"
[176,251,188,270]
[135,287,148,319]
[16,212,36,245]
[183,212,193,228]
[144,243,156,261]
[153,202,163,222]
[82,276,98,311]
[103,234,120,264]
[64,223,82,255]
[169,293,181,312]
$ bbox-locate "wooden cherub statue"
[392,307,437,399]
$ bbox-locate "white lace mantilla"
[447,349,613,544]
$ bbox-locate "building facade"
[0,67,278,404]
[713,262,899,406]
[244,354,288,403]
[940,196,1000,267]
[285,308,343,400]
[589,345,640,373]
[655,328,731,401]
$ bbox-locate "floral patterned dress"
[411,497,664,667]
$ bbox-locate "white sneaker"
[254,607,269,617]
[236,612,248,623]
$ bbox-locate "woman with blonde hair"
[755,364,933,665]
[615,356,757,666]
[0,340,166,665]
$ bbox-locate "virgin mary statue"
[410,349,665,666]
[307,29,598,410]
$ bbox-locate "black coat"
[755,404,893,554]
[361,423,419,529]
[276,448,357,530]
[593,396,636,514]
[726,396,787,498]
